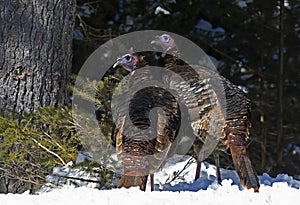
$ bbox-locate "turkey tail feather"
[229,145,260,192]
[228,126,259,192]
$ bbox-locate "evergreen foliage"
[0,105,81,192]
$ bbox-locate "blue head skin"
[113,54,139,72]
[151,34,177,57]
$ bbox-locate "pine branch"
[0,167,41,185]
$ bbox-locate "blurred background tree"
[73,0,300,179]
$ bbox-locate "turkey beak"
[150,35,160,45]
[150,40,158,45]
[113,58,122,68]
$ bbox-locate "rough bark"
[0,0,76,193]
[0,0,76,114]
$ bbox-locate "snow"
[235,0,254,8]
[0,155,299,205]
[154,6,171,15]
[195,19,213,31]
[194,19,226,41]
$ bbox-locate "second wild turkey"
[152,33,259,192]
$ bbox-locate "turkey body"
[158,50,260,192]
[111,68,181,191]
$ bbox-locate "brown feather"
[161,52,260,191]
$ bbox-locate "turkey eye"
[124,55,131,61]
[163,35,169,42]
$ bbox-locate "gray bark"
[0,0,75,114]
[0,0,76,193]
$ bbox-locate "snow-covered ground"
[1,155,299,205]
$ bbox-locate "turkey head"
[113,54,139,72]
[151,34,177,57]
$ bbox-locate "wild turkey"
[113,34,260,192]
[111,55,181,191]
[151,33,260,192]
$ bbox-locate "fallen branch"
[52,174,100,183]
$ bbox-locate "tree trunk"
[0,0,76,193]
[0,0,75,114]
[277,0,285,165]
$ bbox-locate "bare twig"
[43,132,64,150]
[165,157,195,184]
[31,138,66,165]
